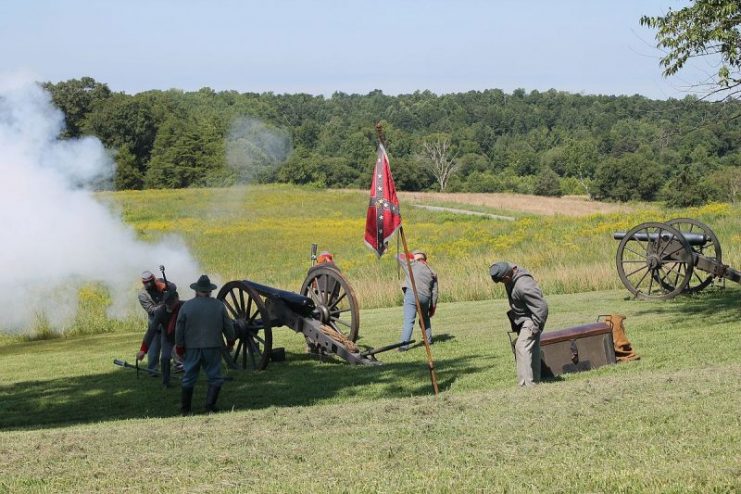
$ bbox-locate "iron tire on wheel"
[300,265,360,342]
[217,280,273,371]
[616,221,693,300]
[666,217,722,293]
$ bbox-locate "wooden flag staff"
[375,123,439,397]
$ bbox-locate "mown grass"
[1,286,739,492]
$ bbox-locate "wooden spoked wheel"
[666,218,722,293]
[300,265,360,342]
[217,280,273,371]
[616,222,694,300]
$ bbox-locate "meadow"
[98,184,739,315]
[1,185,739,492]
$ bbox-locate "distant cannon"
[613,218,740,300]
[217,245,405,371]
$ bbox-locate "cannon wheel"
[300,265,360,342]
[616,222,694,300]
[666,218,722,293]
[217,280,273,371]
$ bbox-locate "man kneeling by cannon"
[176,275,235,415]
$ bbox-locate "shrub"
[534,166,562,196]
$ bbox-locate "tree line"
[42,77,741,206]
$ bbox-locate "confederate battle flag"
[364,143,401,257]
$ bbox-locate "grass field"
[1,287,739,492]
[1,185,740,492]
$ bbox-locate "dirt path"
[399,191,636,217]
[411,204,515,220]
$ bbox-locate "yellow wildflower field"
[102,185,740,310]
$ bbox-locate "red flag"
[364,143,401,257]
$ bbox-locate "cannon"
[217,247,404,370]
[613,218,740,300]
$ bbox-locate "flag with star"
[364,143,401,257]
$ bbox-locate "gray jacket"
[175,297,235,349]
[505,267,548,331]
[400,258,439,305]
[138,288,163,319]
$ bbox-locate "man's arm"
[220,305,236,346]
[138,291,158,316]
[516,278,548,329]
[175,307,187,347]
[430,268,439,307]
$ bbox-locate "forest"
[42,76,741,206]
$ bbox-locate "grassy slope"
[1,287,739,492]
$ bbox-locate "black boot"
[161,359,171,388]
[205,385,221,413]
[180,387,194,416]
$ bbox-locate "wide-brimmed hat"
[489,262,512,282]
[190,274,217,292]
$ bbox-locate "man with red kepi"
[175,275,235,415]
[137,270,172,376]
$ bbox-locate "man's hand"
[429,305,436,317]
[136,350,146,361]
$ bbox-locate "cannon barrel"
[613,231,708,246]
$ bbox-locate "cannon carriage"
[613,218,740,300]
[217,246,402,371]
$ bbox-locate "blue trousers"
[399,289,432,349]
[181,348,224,389]
[146,327,174,371]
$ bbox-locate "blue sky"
[0,0,709,99]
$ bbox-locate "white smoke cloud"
[0,78,201,333]
[226,117,292,183]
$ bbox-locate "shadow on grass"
[0,345,485,431]
[630,286,740,325]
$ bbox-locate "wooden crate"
[540,322,616,378]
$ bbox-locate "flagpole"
[375,122,439,397]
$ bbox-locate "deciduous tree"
[641,0,741,100]
[418,135,459,192]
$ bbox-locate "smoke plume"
[0,78,201,333]
[226,117,292,183]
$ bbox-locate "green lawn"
[2,287,739,493]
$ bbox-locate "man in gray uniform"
[490,262,548,387]
[137,270,168,374]
[398,249,438,350]
[175,275,235,415]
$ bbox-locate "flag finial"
[375,122,386,148]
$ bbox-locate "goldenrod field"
[105,184,740,311]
